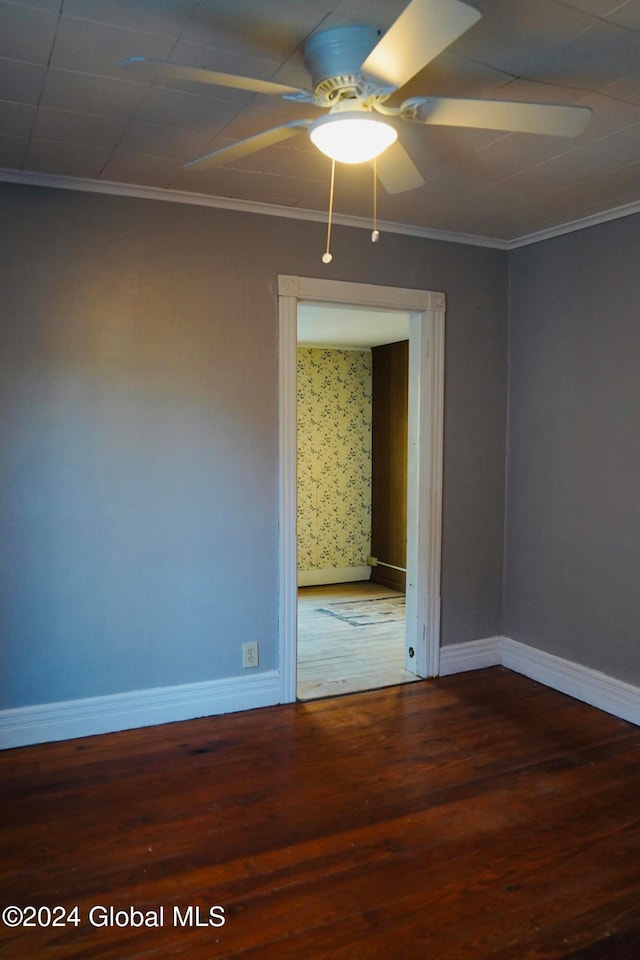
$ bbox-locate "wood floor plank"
[1,670,639,958]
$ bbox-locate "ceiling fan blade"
[374,142,425,194]
[361,0,481,91]
[120,57,305,98]
[406,96,592,136]
[184,120,312,169]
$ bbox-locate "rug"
[317,595,406,626]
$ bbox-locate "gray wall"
[0,182,507,710]
[505,213,640,686]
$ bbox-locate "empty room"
[1,0,639,957]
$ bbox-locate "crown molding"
[506,198,640,249]
[2,167,639,252]
[0,167,507,250]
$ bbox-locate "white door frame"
[278,275,445,703]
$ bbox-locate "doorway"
[295,303,413,699]
[278,275,445,704]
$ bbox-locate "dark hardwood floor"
[1,667,639,959]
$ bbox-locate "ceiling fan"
[120,0,592,196]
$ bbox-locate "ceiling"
[298,302,410,347]
[2,0,640,246]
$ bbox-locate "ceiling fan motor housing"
[303,25,383,101]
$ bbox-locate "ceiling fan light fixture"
[309,111,398,164]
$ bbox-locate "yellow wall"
[297,348,372,573]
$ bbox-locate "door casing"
[278,275,445,702]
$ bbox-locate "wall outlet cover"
[242,642,259,669]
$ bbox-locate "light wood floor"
[297,581,420,700]
[2,671,640,959]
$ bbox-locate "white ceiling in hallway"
[297,302,410,348]
[2,0,640,245]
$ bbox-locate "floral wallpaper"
[297,347,372,572]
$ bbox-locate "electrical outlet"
[242,642,259,669]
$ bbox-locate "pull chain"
[371,156,380,243]
[322,159,336,264]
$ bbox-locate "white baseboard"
[502,638,640,727]
[439,636,502,676]
[298,565,371,586]
[4,634,638,751]
[440,635,640,727]
[0,670,281,750]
